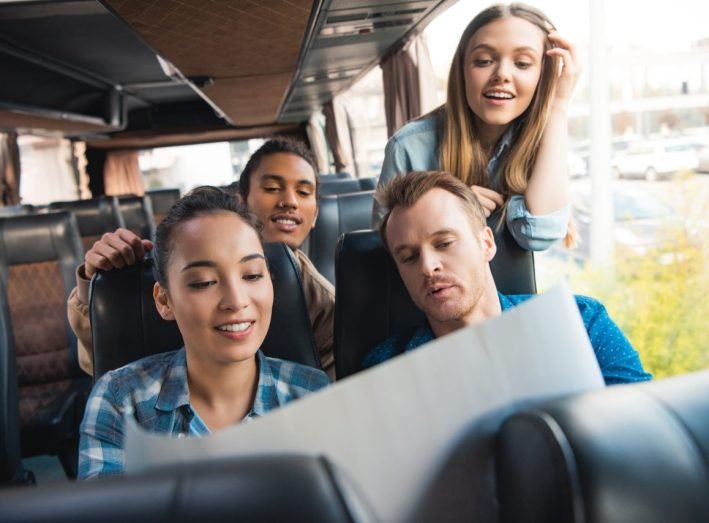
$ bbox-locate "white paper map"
[125,283,604,522]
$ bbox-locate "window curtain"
[103,150,144,196]
[0,132,22,205]
[382,35,437,138]
[323,97,355,175]
[306,112,330,174]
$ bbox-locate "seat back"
[496,370,709,523]
[357,176,377,191]
[308,191,374,284]
[319,179,363,196]
[117,195,156,241]
[0,277,32,485]
[145,188,180,226]
[48,197,125,252]
[90,242,321,379]
[0,454,376,523]
[0,212,90,476]
[334,213,536,378]
[0,205,35,217]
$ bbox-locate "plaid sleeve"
[78,373,127,479]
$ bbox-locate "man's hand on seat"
[84,228,153,279]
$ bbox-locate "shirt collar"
[498,292,514,312]
[486,124,518,187]
[405,326,435,352]
[248,350,280,418]
[154,348,191,412]
[493,125,516,159]
[154,349,278,418]
[411,293,514,348]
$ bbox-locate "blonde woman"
[374,3,579,250]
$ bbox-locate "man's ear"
[153,282,175,321]
[311,205,319,230]
[481,226,497,262]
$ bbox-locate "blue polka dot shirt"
[363,293,652,386]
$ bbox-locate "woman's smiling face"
[463,16,546,144]
[154,211,273,366]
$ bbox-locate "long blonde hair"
[438,3,574,244]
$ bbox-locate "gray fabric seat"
[0,212,91,480]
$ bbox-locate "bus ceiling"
[0,0,456,148]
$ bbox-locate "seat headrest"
[496,370,709,523]
[90,242,321,379]
[309,190,374,284]
[0,454,378,523]
[334,212,536,378]
[117,195,156,240]
[319,179,362,196]
[48,197,124,236]
[0,211,83,266]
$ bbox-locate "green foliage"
[564,241,709,379]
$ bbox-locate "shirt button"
[177,432,186,439]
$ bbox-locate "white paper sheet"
[125,282,604,522]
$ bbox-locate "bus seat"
[48,197,125,252]
[334,212,536,378]
[0,212,92,479]
[358,176,377,191]
[144,188,180,227]
[496,369,709,523]
[308,190,374,284]
[90,242,321,380]
[0,204,35,217]
[117,195,156,241]
[0,277,34,486]
[0,454,377,522]
[319,178,363,196]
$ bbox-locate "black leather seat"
[496,370,709,523]
[0,212,91,479]
[308,190,374,284]
[145,188,180,227]
[117,195,156,241]
[0,454,377,522]
[90,242,321,379]
[0,278,34,486]
[319,178,378,197]
[334,212,536,378]
[48,197,125,252]
[0,204,34,217]
[320,172,353,181]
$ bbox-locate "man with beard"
[362,170,651,385]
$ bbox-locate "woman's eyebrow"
[181,260,216,272]
[181,253,264,272]
[239,253,266,264]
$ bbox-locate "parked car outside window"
[611,139,698,181]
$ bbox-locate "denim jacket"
[373,114,570,251]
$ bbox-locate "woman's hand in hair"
[471,185,505,218]
[546,32,581,110]
[84,228,154,279]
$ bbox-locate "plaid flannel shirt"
[79,348,329,479]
